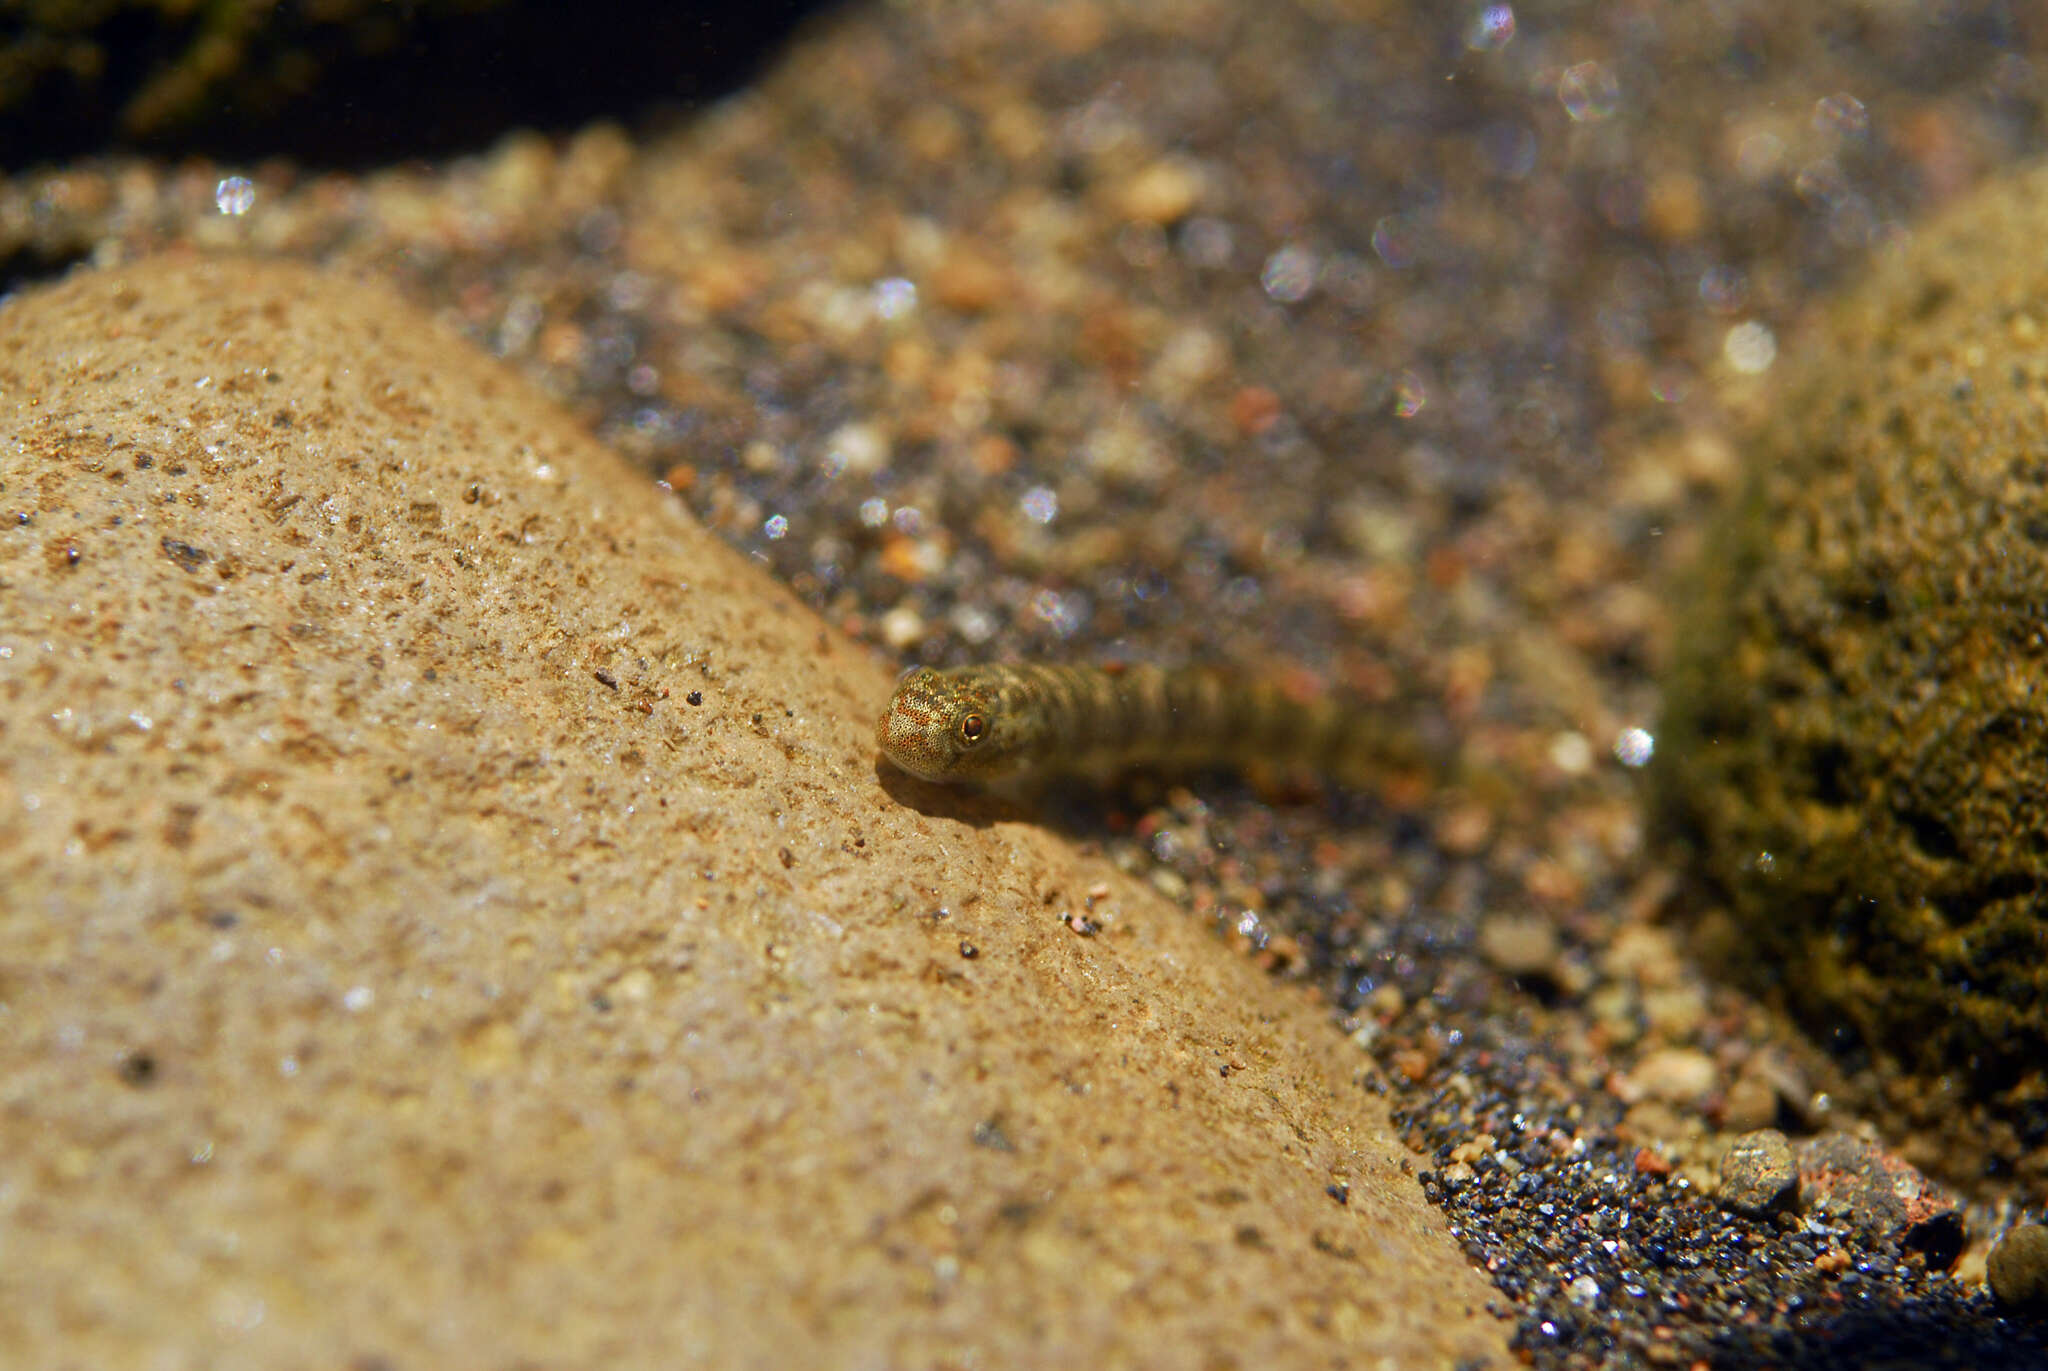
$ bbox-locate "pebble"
[1717,1129,1798,1216]
[1625,1047,1719,1106]
[1600,925,1685,987]
[1720,1050,1813,1134]
[1720,1071,1779,1134]
[1795,1132,1964,1269]
[1640,984,1707,1038]
[929,245,1009,313]
[1447,1133,1497,1166]
[1477,913,1560,980]
[878,605,927,649]
[1115,156,1206,226]
[1989,1224,2048,1317]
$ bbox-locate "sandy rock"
[0,256,1505,1369]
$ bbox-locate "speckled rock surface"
[1659,163,2048,1181]
[1717,1129,1797,1217]
[0,256,1506,1369]
[1794,1132,1965,1270]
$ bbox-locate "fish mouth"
[876,711,951,781]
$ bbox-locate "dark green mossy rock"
[1661,164,2048,1162]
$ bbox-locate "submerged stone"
[1990,1224,2048,1317]
[1660,163,2048,1181]
[0,256,1507,1368]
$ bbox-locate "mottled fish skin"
[876,663,1405,785]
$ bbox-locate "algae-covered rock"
[1660,164,2048,1167]
[1990,1223,2048,1317]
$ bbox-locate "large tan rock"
[0,257,1504,1369]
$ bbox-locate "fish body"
[876,663,1405,785]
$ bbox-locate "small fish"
[876,663,1415,786]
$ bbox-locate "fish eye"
[958,712,988,745]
